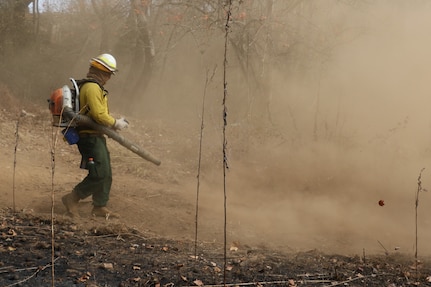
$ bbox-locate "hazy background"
[2,0,431,255]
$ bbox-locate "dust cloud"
[8,1,431,257]
[140,2,431,255]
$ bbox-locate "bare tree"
[119,0,155,104]
[0,0,34,54]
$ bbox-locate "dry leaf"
[62,231,74,237]
[181,275,188,282]
[133,265,141,270]
[77,272,91,282]
[214,266,222,273]
[101,263,114,270]
[193,279,204,286]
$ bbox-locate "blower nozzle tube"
[62,107,161,166]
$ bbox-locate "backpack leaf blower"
[48,78,161,166]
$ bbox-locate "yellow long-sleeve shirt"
[79,82,115,132]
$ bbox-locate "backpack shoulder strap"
[75,78,103,90]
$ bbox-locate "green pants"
[74,135,112,207]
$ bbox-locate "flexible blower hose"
[62,107,161,166]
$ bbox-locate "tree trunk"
[122,0,155,107]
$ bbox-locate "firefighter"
[62,53,129,219]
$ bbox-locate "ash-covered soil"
[1,208,431,287]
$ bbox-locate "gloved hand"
[114,117,129,130]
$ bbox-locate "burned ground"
[1,208,431,287]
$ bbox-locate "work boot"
[91,206,120,219]
[62,191,80,218]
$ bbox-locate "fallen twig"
[301,279,332,284]
[0,266,40,274]
[377,240,389,255]
[3,257,60,287]
[323,272,396,287]
[0,266,15,273]
[323,276,363,287]
[182,280,293,287]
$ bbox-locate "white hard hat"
[90,53,118,74]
